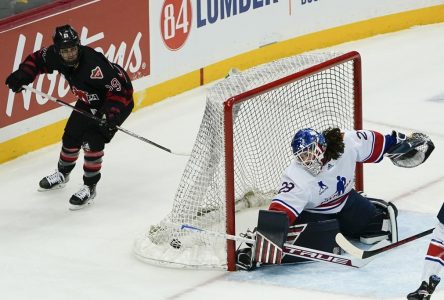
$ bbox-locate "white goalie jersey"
[270,129,390,224]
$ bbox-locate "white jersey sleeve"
[344,129,390,163]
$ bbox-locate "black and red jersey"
[19,45,133,114]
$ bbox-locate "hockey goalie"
[236,127,434,270]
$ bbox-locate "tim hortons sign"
[0,0,150,129]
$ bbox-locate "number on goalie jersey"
[269,127,411,243]
[4,24,134,210]
[407,203,444,299]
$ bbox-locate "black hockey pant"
[58,100,133,186]
[296,189,377,238]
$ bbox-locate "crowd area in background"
[0,0,55,19]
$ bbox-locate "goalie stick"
[336,228,434,259]
[180,224,373,268]
[23,85,190,156]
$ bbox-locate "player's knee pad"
[360,198,398,244]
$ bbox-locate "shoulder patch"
[90,66,104,79]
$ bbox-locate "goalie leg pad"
[360,198,398,244]
[336,189,377,237]
[282,219,341,264]
[235,210,289,270]
[254,210,289,266]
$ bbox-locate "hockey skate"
[38,170,69,191]
[407,275,441,300]
[69,185,96,210]
[235,229,257,271]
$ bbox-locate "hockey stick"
[23,85,190,156]
[336,228,434,259]
[180,224,373,268]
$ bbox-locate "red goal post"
[134,51,363,271]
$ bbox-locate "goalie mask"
[291,128,327,176]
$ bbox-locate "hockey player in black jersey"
[5,24,134,210]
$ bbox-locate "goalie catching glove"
[386,131,434,168]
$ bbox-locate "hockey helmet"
[291,128,327,176]
[52,24,80,66]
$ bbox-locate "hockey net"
[134,51,363,270]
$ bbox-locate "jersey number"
[105,78,122,92]
[356,131,368,140]
[278,182,295,193]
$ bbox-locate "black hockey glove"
[5,69,32,93]
[99,108,120,142]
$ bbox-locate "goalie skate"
[38,170,69,191]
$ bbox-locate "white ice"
[1,23,444,300]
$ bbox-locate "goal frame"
[223,51,363,271]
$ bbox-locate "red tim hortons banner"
[0,0,150,129]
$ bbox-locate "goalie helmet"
[52,24,81,67]
[291,128,327,176]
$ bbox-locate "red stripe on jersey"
[24,60,36,68]
[107,93,131,106]
[427,242,444,259]
[21,65,36,77]
[363,131,385,163]
[269,202,297,225]
[316,193,349,208]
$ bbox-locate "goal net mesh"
[134,52,359,270]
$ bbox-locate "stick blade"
[335,233,365,258]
